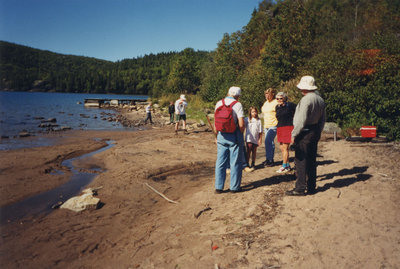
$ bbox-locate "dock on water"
[84,98,148,108]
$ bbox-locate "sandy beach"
[1,110,399,268]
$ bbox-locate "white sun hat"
[180,94,186,101]
[296,76,318,90]
[228,86,241,96]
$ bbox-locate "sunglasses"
[276,98,284,100]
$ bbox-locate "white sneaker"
[276,167,290,173]
[244,167,255,172]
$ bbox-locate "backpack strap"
[221,98,238,108]
[230,100,238,108]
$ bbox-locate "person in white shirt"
[244,107,263,169]
[144,102,153,124]
[174,95,188,133]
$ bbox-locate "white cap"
[228,86,241,96]
[296,76,318,90]
[180,94,186,101]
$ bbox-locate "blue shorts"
[176,114,186,121]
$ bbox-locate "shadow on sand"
[242,173,296,192]
[240,165,371,195]
[315,166,372,193]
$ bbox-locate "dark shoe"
[229,188,243,193]
[285,189,306,196]
[215,189,224,194]
[307,189,317,195]
[263,160,274,167]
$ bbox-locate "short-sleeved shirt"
[245,117,262,144]
[214,97,244,124]
[175,99,188,115]
[261,99,278,128]
[145,105,151,113]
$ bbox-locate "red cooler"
[360,126,377,138]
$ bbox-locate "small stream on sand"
[0,141,114,225]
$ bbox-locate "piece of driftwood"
[194,206,211,218]
[144,183,178,204]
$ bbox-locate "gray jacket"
[291,91,326,138]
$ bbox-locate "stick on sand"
[144,183,178,204]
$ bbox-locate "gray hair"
[276,92,288,101]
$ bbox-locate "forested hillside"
[200,0,400,139]
[1,0,399,139]
[0,42,209,96]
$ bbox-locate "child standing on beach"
[168,101,175,124]
[245,107,263,169]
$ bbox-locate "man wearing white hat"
[214,86,245,193]
[287,76,326,196]
[175,94,188,133]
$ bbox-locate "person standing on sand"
[286,76,326,196]
[168,101,175,124]
[214,86,245,193]
[175,95,188,133]
[261,88,278,167]
[144,102,153,124]
[275,92,296,173]
[244,107,263,170]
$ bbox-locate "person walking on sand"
[175,94,188,133]
[244,107,263,170]
[168,101,175,124]
[261,88,278,167]
[144,102,153,124]
[214,86,245,193]
[275,92,296,173]
[286,76,326,196]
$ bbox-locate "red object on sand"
[360,126,377,138]
[212,245,219,251]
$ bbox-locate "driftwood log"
[144,183,178,204]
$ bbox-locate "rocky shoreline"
[2,102,208,140]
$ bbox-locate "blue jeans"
[264,126,277,161]
[215,129,243,191]
[225,131,248,170]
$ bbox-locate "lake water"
[0,91,148,150]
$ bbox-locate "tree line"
[1,0,399,139]
[0,42,208,96]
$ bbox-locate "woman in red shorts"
[275,92,296,173]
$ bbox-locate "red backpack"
[214,99,238,133]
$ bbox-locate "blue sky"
[0,0,261,62]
